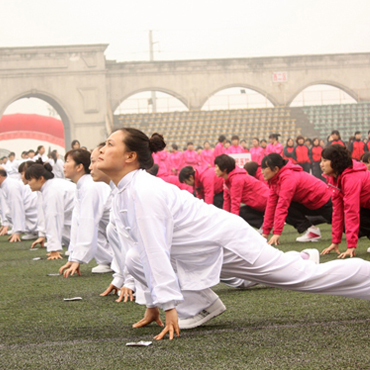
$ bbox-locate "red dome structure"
[0,113,65,147]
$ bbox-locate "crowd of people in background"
[2,127,370,340]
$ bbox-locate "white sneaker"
[64,250,70,256]
[91,264,113,274]
[296,226,321,242]
[367,247,370,253]
[238,280,259,289]
[301,248,320,264]
[21,233,38,241]
[178,298,226,329]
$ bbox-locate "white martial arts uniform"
[4,159,20,180]
[33,154,49,163]
[68,174,113,265]
[0,177,38,234]
[116,170,370,319]
[39,178,76,252]
[49,158,65,179]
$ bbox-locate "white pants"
[126,244,370,320]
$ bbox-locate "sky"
[1,0,368,115]
[0,0,369,62]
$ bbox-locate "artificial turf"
[1,225,370,370]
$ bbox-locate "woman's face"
[287,139,294,147]
[297,139,304,145]
[27,177,44,192]
[261,166,279,181]
[252,139,259,147]
[320,158,335,176]
[63,155,80,181]
[313,139,319,146]
[204,142,210,150]
[90,148,110,183]
[187,144,194,151]
[98,130,129,173]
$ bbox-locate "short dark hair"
[171,144,178,151]
[269,133,280,140]
[28,150,35,154]
[261,153,288,171]
[330,130,341,139]
[71,140,80,148]
[25,163,54,181]
[65,149,91,174]
[252,137,259,143]
[214,154,235,174]
[187,142,194,146]
[218,135,226,143]
[179,166,195,183]
[321,144,352,175]
[18,160,37,173]
[296,135,305,144]
[362,152,370,163]
[37,145,44,153]
[231,135,239,141]
[355,131,361,135]
[8,152,15,157]
[244,161,259,177]
[0,169,7,177]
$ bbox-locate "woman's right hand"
[321,243,340,255]
[31,237,46,249]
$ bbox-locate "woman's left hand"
[338,248,356,259]
[268,234,280,246]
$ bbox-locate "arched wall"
[112,87,189,113]
[287,81,359,106]
[0,91,73,149]
[200,83,278,109]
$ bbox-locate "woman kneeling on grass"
[321,145,370,258]
[261,153,332,244]
[25,162,76,260]
[95,127,370,341]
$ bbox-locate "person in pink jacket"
[214,154,269,229]
[321,145,370,259]
[153,149,170,178]
[213,135,226,163]
[265,134,284,156]
[200,141,214,168]
[179,165,224,208]
[169,144,184,175]
[226,135,244,154]
[183,142,200,168]
[249,138,264,164]
[244,161,268,184]
[261,153,332,245]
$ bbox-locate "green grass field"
[1,225,370,370]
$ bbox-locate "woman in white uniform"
[97,128,370,341]
[59,149,113,276]
[48,150,65,179]
[25,162,76,260]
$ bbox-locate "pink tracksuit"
[169,151,184,175]
[263,162,331,235]
[265,142,284,156]
[250,146,265,165]
[194,166,224,205]
[153,151,170,178]
[325,160,370,248]
[223,167,269,215]
[183,150,200,168]
[200,149,214,167]
[160,174,193,193]
[226,145,244,154]
[213,143,226,162]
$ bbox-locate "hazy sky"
[1,0,369,62]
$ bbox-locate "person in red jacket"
[348,131,365,161]
[283,138,296,163]
[261,153,332,245]
[293,135,311,173]
[321,145,370,258]
[309,138,324,180]
[179,165,224,208]
[244,161,267,184]
[326,130,345,147]
[214,154,269,228]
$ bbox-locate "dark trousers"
[357,207,370,240]
[298,162,311,173]
[213,192,224,209]
[239,205,264,229]
[285,200,332,234]
[312,161,325,182]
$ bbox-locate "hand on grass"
[100,284,118,297]
[47,251,63,260]
[0,226,9,236]
[8,233,21,243]
[321,243,340,256]
[62,262,81,277]
[338,248,356,259]
[154,308,180,341]
[31,237,46,249]
[132,307,164,329]
[115,287,134,303]
[268,234,280,246]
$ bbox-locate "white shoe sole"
[296,237,321,243]
[178,299,226,329]
[302,248,320,264]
